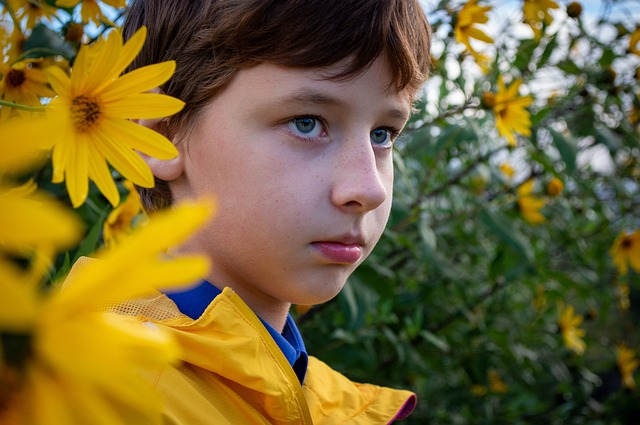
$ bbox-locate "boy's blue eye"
[288,117,324,139]
[370,128,392,147]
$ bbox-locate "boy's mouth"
[311,238,364,264]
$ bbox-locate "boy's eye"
[287,117,324,139]
[370,128,393,147]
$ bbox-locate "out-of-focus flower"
[0,200,213,424]
[0,59,54,121]
[488,370,508,393]
[103,181,145,248]
[56,0,126,26]
[566,2,582,19]
[523,0,559,38]
[499,162,515,179]
[454,0,493,57]
[517,180,546,225]
[483,76,533,147]
[0,183,83,272]
[616,282,630,311]
[546,177,563,197]
[470,384,488,396]
[610,230,640,275]
[617,345,639,390]
[3,28,27,63]
[43,27,184,208]
[630,28,640,56]
[7,0,58,28]
[64,22,86,44]
[558,303,586,355]
[295,304,314,316]
[0,116,53,174]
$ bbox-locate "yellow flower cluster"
[517,179,547,225]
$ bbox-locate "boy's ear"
[134,116,184,182]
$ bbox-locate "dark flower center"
[71,95,101,132]
[5,69,26,88]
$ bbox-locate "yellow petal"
[100,61,177,100]
[112,27,147,82]
[55,200,213,310]
[92,126,155,187]
[100,118,178,159]
[0,260,38,330]
[87,149,120,206]
[105,93,185,119]
[83,30,123,94]
[65,134,90,208]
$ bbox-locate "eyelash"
[285,115,402,149]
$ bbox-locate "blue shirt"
[164,280,308,384]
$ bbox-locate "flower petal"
[105,93,185,119]
[100,61,177,100]
[100,118,178,160]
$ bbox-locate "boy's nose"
[330,140,389,213]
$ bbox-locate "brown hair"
[123,0,432,212]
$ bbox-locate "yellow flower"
[0,116,53,174]
[517,179,546,225]
[0,200,213,424]
[56,0,126,26]
[488,369,508,393]
[523,0,559,38]
[499,162,515,179]
[617,345,639,390]
[6,0,58,29]
[0,183,82,265]
[630,28,640,56]
[486,76,533,146]
[44,27,184,208]
[103,181,145,248]
[610,230,640,275]
[0,59,54,121]
[546,177,563,197]
[558,303,586,355]
[454,0,493,56]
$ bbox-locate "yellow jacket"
[68,258,417,424]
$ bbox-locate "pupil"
[295,118,315,133]
[371,129,388,144]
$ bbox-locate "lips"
[311,239,364,264]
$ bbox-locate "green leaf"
[72,209,108,261]
[479,209,534,264]
[537,34,558,69]
[550,129,577,175]
[420,330,450,352]
[23,24,76,61]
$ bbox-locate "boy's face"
[168,58,411,323]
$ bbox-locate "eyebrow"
[273,88,410,122]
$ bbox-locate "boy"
[72,0,431,423]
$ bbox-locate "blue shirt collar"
[163,280,308,384]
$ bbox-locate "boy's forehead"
[227,59,414,117]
